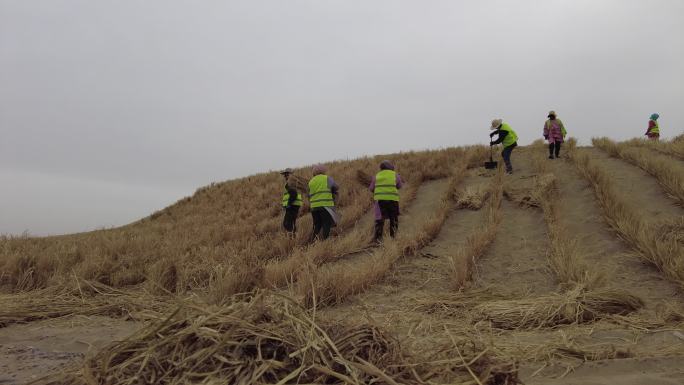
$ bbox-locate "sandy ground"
[522,356,684,385]
[0,316,139,384]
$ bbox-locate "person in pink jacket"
[543,110,567,159]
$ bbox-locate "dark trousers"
[548,142,561,158]
[311,208,333,241]
[283,206,299,233]
[374,200,399,241]
[502,143,517,172]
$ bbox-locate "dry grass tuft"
[473,287,643,330]
[456,184,491,209]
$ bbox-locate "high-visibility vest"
[282,186,302,207]
[308,174,334,208]
[500,123,518,148]
[374,170,399,201]
[650,120,660,134]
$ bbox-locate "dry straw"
[473,287,643,329]
[594,137,684,205]
[298,151,474,307]
[449,168,504,288]
[619,136,684,161]
[529,148,598,288]
[456,184,491,210]
[38,291,411,385]
[35,290,521,385]
[570,148,684,287]
[0,279,167,327]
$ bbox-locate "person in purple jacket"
[369,160,403,242]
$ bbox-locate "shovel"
[484,143,498,169]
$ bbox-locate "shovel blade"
[484,161,498,169]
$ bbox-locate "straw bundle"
[0,280,166,327]
[502,187,541,208]
[473,288,643,329]
[356,169,373,187]
[456,184,490,209]
[50,291,410,385]
[287,174,310,195]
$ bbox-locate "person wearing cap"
[280,168,302,235]
[645,113,660,140]
[489,119,518,174]
[308,164,339,241]
[369,160,403,242]
[543,111,567,159]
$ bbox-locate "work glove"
[544,135,548,140]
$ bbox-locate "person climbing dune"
[369,160,403,243]
[280,168,302,236]
[543,110,567,159]
[489,119,518,174]
[645,113,660,141]
[307,164,339,242]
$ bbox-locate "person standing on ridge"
[543,110,567,159]
[370,160,403,243]
[490,119,518,174]
[645,113,660,140]
[280,168,302,236]
[308,164,339,242]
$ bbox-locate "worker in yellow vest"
[280,168,302,235]
[307,164,339,242]
[490,119,519,174]
[370,160,403,242]
[645,113,660,140]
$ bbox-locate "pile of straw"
[287,174,310,195]
[0,280,166,327]
[473,288,643,329]
[48,291,411,385]
[456,184,491,209]
[502,187,541,208]
[356,169,373,187]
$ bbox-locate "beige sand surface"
[0,316,139,384]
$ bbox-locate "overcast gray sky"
[1,0,683,235]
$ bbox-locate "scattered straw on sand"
[473,287,644,330]
[456,184,491,209]
[0,280,167,327]
[44,291,411,385]
[34,290,524,385]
